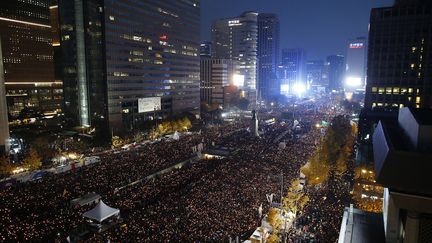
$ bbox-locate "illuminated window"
[386,87,392,94]
[400,104,404,108]
[130,50,143,56]
[378,87,384,94]
[372,103,377,108]
[412,47,417,52]
[416,89,420,94]
[416,97,421,104]
[416,104,420,108]
[109,16,115,21]
[393,87,399,94]
[401,88,407,94]
[372,87,377,93]
[148,46,153,50]
[408,88,413,93]
[155,53,162,58]
[410,64,415,69]
[408,97,412,101]
[377,103,383,107]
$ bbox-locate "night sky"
[201,0,394,60]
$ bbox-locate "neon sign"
[350,43,364,49]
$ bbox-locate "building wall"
[104,0,200,132]
[0,0,61,118]
[257,13,279,100]
[200,59,237,106]
[327,55,345,91]
[280,48,306,93]
[306,60,325,89]
[212,12,258,91]
[365,4,432,110]
[345,37,367,91]
[58,0,108,136]
[0,38,9,153]
[200,41,212,59]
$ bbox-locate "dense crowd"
[287,172,354,242]
[0,100,343,242]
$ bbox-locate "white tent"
[172,131,180,140]
[83,200,120,223]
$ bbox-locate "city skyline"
[1,0,432,242]
[201,0,394,60]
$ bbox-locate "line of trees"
[301,115,356,185]
[112,117,192,148]
[0,149,42,176]
[266,179,310,243]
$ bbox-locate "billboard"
[349,43,364,49]
[233,74,245,87]
[138,97,161,113]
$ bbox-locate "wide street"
[0,96,352,242]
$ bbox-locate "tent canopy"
[83,200,119,223]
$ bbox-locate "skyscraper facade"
[200,59,238,107]
[58,0,200,135]
[358,0,432,165]
[257,13,279,100]
[280,48,306,94]
[200,41,212,59]
[364,1,432,110]
[0,0,62,119]
[326,55,345,91]
[212,12,258,91]
[0,38,9,154]
[57,0,108,136]
[306,60,325,90]
[345,37,367,92]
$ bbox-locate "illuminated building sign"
[349,43,364,49]
[228,20,241,26]
[160,35,168,41]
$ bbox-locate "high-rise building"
[200,59,238,107]
[0,0,62,119]
[212,12,258,91]
[344,37,367,93]
[257,13,279,100]
[280,48,306,94]
[57,0,108,138]
[358,0,432,162]
[364,1,432,110]
[200,41,212,59]
[0,38,9,154]
[306,60,325,91]
[57,0,200,135]
[326,55,345,91]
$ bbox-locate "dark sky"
[201,0,394,60]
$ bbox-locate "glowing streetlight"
[293,83,306,95]
[345,77,362,87]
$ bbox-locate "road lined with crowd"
[0,98,351,242]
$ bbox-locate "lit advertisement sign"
[138,97,161,113]
[233,74,245,87]
[349,43,364,49]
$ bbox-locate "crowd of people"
[287,171,354,242]
[0,99,349,242]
